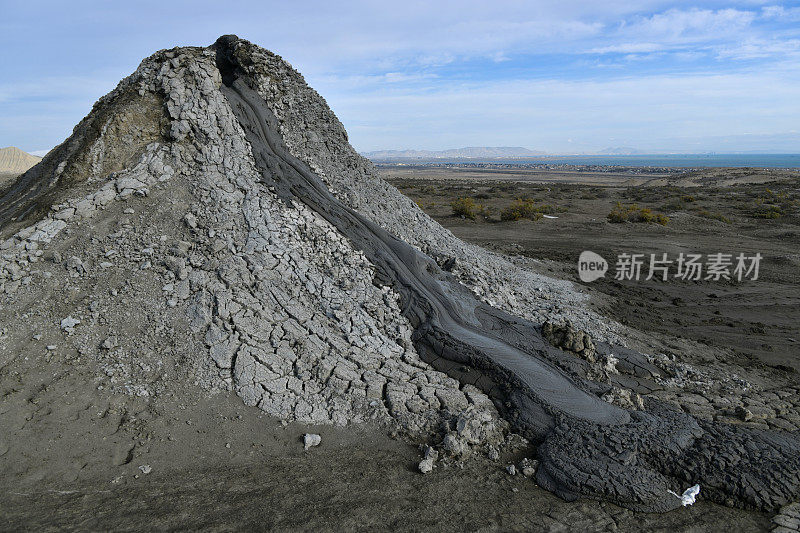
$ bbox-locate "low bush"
[500,199,544,221]
[451,197,477,219]
[607,202,669,225]
[698,210,731,223]
[749,189,798,219]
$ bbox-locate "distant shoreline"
[369,153,800,169]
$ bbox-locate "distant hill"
[0,147,41,179]
[363,146,547,160]
[597,147,647,155]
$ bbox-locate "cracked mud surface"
[0,35,798,530]
[213,36,800,512]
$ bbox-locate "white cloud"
[717,38,800,59]
[586,7,760,59]
[620,8,756,39]
[3,1,800,152]
[324,68,800,153]
[581,6,800,64]
[589,42,666,54]
[761,5,800,21]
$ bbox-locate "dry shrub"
[607,202,669,225]
[698,210,731,223]
[451,197,479,219]
[500,199,544,221]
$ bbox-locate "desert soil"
[0,351,769,532]
[2,163,796,532]
[383,165,800,375]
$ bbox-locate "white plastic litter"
[542,215,558,219]
[668,484,700,506]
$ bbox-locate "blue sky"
[1,1,799,154]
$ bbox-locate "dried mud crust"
[0,33,797,523]
[212,36,800,512]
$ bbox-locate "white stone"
[303,433,321,450]
[60,316,81,334]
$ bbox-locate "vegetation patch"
[607,202,669,225]
[450,197,477,219]
[748,189,798,219]
[660,199,685,212]
[500,199,545,221]
[698,210,731,224]
[450,197,490,220]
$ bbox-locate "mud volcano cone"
[1,35,798,513]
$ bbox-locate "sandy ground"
[0,350,769,532]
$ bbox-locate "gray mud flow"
[215,55,627,434]
[211,35,800,513]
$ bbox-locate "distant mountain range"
[597,147,648,155]
[0,146,41,175]
[362,146,800,161]
[362,146,547,160]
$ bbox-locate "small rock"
[418,458,434,474]
[520,458,538,478]
[542,319,596,361]
[102,337,118,350]
[123,208,135,215]
[506,464,517,476]
[175,279,191,300]
[60,316,80,334]
[442,433,469,456]
[735,405,754,422]
[184,213,198,229]
[46,345,57,351]
[422,445,439,462]
[303,433,321,450]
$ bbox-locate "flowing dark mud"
[212,35,800,513]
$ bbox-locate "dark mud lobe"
[218,35,799,512]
